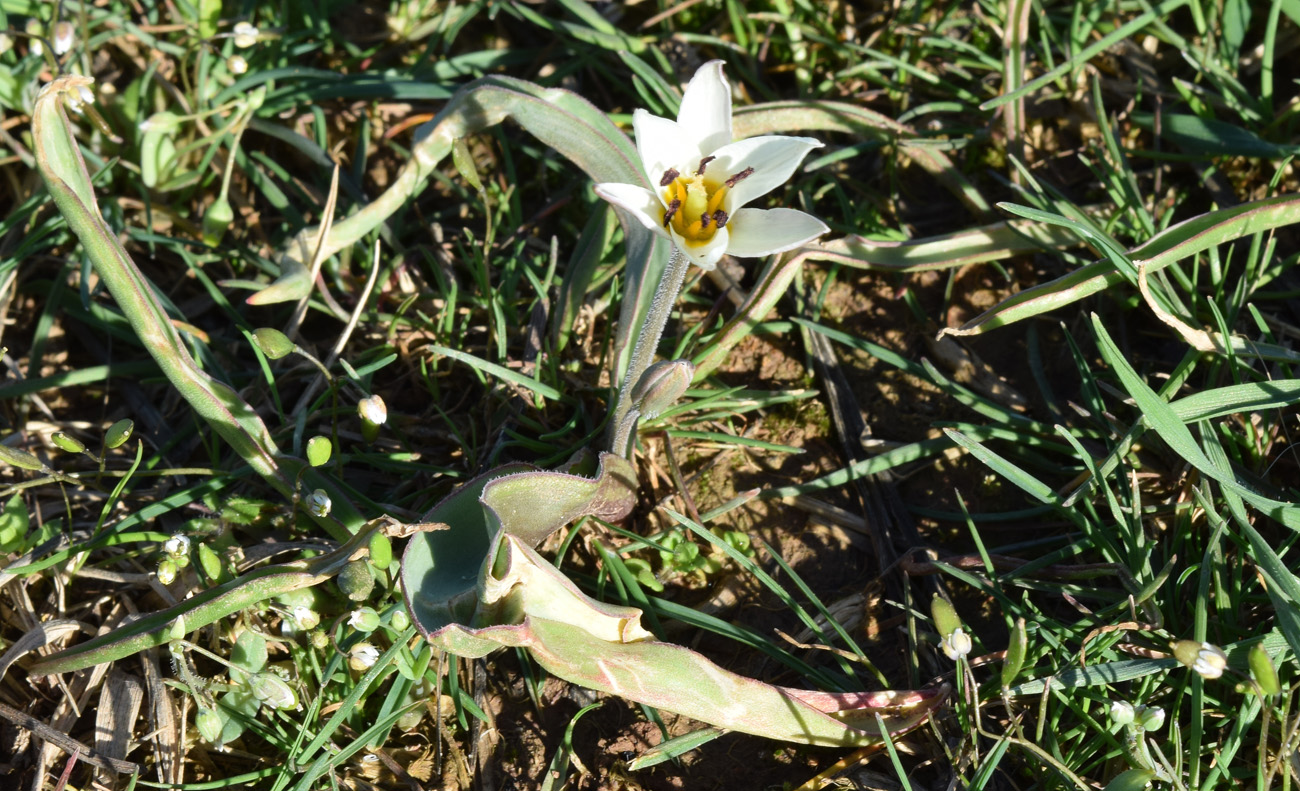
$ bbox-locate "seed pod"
[202,195,234,246]
[452,138,482,192]
[140,112,181,189]
[0,443,44,472]
[252,327,294,360]
[368,531,392,571]
[51,432,86,454]
[1250,643,1281,696]
[1002,617,1027,687]
[104,418,134,449]
[930,594,962,640]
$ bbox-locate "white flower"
[357,394,387,426]
[232,21,258,48]
[940,626,973,660]
[349,642,380,671]
[290,606,319,631]
[164,534,191,558]
[595,61,829,271]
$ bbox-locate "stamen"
[659,168,679,187]
[699,213,711,230]
[695,156,715,176]
[713,209,728,228]
[663,198,681,227]
[725,167,754,187]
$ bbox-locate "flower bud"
[1250,643,1281,696]
[630,360,694,420]
[249,672,298,710]
[25,18,42,56]
[227,54,248,75]
[157,558,178,585]
[1109,700,1135,726]
[1170,640,1228,680]
[337,559,374,602]
[252,327,294,359]
[51,21,74,55]
[306,489,331,518]
[196,709,223,743]
[357,394,387,426]
[1134,704,1165,732]
[390,609,410,632]
[168,615,186,641]
[51,432,86,454]
[396,707,424,731]
[348,607,381,632]
[358,395,386,442]
[349,642,380,671]
[232,21,258,48]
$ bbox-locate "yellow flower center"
[659,158,753,247]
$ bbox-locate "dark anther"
[724,167,754,187]
[662,198,681,227]
[695,156,715,176]
[659,168,679,187]
[699,212,711,229]
[713,209,729,228]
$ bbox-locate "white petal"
[724,208,828,258]
[595,182,671,237]
[633,109,694,186]
[675,227,730,271]
[677,60,732,157]
[707,135,823,210]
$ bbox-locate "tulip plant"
[27,62,953,752]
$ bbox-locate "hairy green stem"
[609,246,689,457]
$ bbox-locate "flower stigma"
[658,156,756,249]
